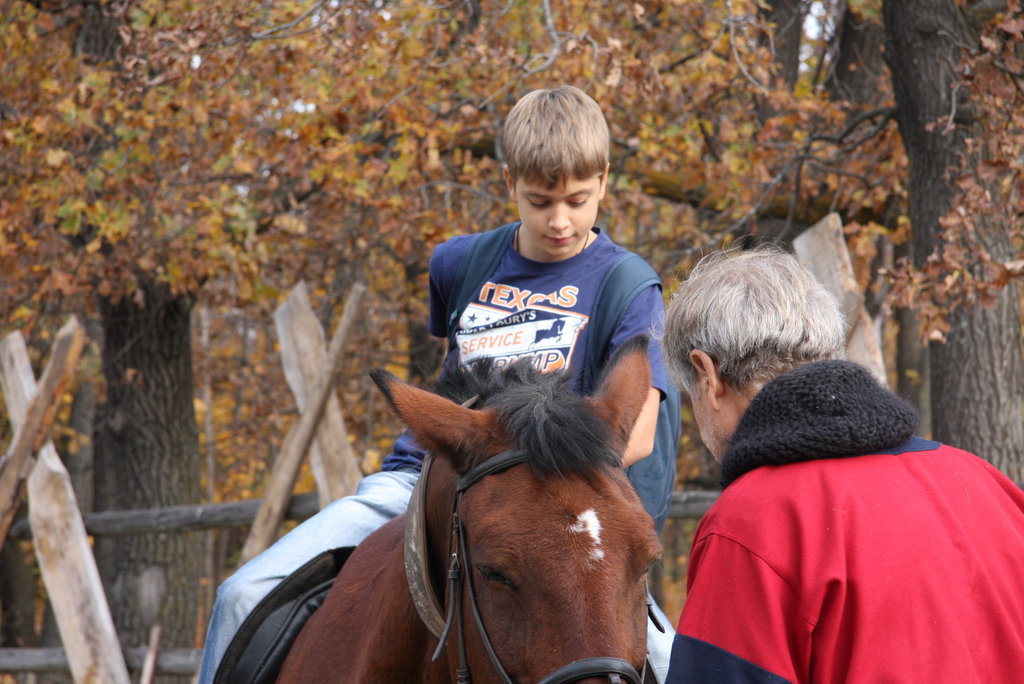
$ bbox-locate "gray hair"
[663,246,848,396]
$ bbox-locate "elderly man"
[662,247,1024,683]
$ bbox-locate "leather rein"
[403,447,650,684]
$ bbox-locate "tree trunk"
[93,280,203,669]
[825,4,888,106]
[762,0,805,89]
[895,289,931,435]
[824,5,931,425]
[0,538,37,647]
[883,0,1024,479]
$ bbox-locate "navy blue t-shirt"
[382,226,670,472]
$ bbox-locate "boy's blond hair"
[501,85,609,187]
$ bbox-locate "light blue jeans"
[198,469,674,683]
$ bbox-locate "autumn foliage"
[0,0,1021,492]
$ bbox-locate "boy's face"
[504,166,608,263]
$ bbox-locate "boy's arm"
[607,282,671,467]
[622,387,659,466]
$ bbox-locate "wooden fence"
[7,489,719,542]
[0,284,372,679]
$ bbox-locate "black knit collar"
[720,360,919,488]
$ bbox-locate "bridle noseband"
[405,448,651,684]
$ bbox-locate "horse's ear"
[586,335,652,454]
[369,369,499,461]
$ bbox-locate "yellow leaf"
[274,215,308,235]
[45,148,70,167]
[402,37,426,59]
[234,157,256,174]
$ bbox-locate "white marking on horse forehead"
[568,508,606,562]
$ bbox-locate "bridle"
[404,447,653,684]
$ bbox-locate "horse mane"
[434,357,620,478]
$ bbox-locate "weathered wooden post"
[239,283,366,563]
[0,319,84,540]
[793,213,888,385]
[0,318,131,684]
[274,281,363,507]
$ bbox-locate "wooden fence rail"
[8,491,321,540]
[0,647,200,675]
[8,489,722,540]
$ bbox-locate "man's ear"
[689,349,726,410]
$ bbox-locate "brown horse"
[278,337,662,683]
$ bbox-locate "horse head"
[370,335,662,683]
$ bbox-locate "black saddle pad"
[214,547,354,684]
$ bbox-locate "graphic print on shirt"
[457,280,589,374]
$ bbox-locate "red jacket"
[669,362,1024,683]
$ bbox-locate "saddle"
[212,546,354,684]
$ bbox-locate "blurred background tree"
[1,0,1020,674]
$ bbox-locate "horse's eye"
[476,565,515,588]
